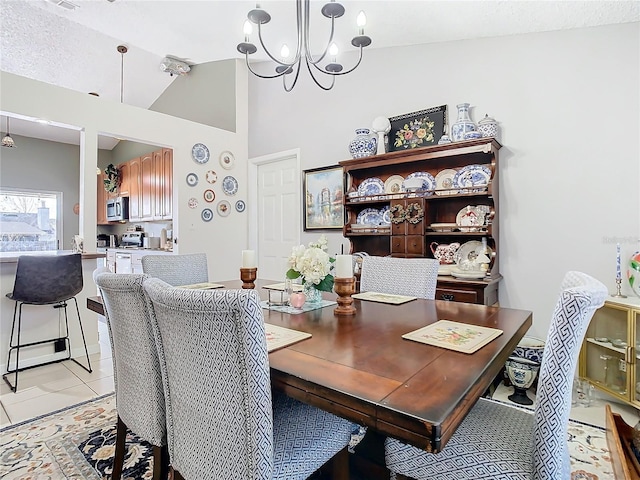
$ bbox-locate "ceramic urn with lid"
[477,114,499,138]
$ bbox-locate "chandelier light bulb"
[280,44,290,60]
[243,20,253,36]
[329,43,339,57]
[357,11,367,29]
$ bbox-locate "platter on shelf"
[358,177,385,197]
[357,207,382,225]
[430,222,458,232]
[453,164,491,192]
[403,171,436,195]
[454,240,493,270]
[438,264,455,276]
[384,175,405,195]
[450,268,486,279]
[456,205,489,232]
[380,205,391,225]
[435,168,458,196]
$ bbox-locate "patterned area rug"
[0,393,615,479]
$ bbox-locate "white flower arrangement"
[286,234,335,292]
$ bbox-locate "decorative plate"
[451,268,486,279]
[454,241,493,268]
[222,175,239,196]
[453,164,491,190]
[186,173,198,187]
[219,151,235,170]
[357,177,385,197]
[380,205,391,225]
[357,207,381,225]
[188,197,198,209]
[191,143,210,164]
[217,200,231,217]
[435,168,458,195]
[235,200,246,213]
[205,170,218,184]
[384,175,405,195]
[456,205,487,232]
[201,208,213,222]
[403,171,436,195]
[629,251,640,298]
[203,189,215,203]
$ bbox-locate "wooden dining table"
[87,278,532,466]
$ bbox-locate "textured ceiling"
[1,0,638,146]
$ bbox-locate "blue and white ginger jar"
[348,128,377,159]
[451,103,477,141]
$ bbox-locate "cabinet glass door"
[584,304,629,398]
[634,309,640,404]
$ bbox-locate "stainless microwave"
[106,197,129,222]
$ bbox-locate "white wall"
[1,60,250,282]
[248,23,640,339]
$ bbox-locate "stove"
[120,232,144,248]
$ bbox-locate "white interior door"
[249,150,300,281]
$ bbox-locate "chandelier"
[237,0,371,92]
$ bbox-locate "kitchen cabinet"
[127,157,142,221]
[122,148,172,222]
[154,148,173,220]
[118,162,130,197]
[97,173,108,225]
[579,296,640,409]
[109,248,174,274]
[140,152,154,221]
[338,138,502,305]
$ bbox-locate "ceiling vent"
[46,0,79,10]
[160,57,191,76]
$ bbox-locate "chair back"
[532,271,607,480]
[10,253,83,304]
[143,278,274,479]
[360,256,439,299]
[141,253,208,286]
[94,271,166,447]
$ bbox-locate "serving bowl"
[512,336,545,365]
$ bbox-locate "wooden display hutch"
[338,138,502,305]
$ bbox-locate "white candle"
[335,255,353,278]
[616,243,621,281]
[242,250,256,268]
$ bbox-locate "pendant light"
[2,117,16,148]
[117,44,128,103]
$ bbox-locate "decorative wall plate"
[357,177,384,197]
[217,200,231,217]
[191,143,210,164]
[186,173,198,187]
[203,189,215,203]
[201,208,213,222]
[235,200,246,213]
[453,164,491,191]
[205,170,218,184]
[188,197,198,209]
[435,168,458,195]
[219,151,235,170]
[384,175,405,195]
[403,171,436,195]
[222,175,239,196]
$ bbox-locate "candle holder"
[334,277,356,316]
[611,278,627,298]
[240,267,257,289]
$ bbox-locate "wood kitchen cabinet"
[118,162,130,196]
[339,138,502,305]
[140,152,154,221]
[153,148,173,220]
[128,156,142,220]
[97,173,108,225]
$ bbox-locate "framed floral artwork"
[388,105,447,152]
[303,165,345,231]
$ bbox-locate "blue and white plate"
[403,171,436,195]
[235,200,246,213]
[380,205,391,225]
[357,208,381,225]
[201,208,213,222]
[357,177,385,197]
[453,165,491,190]
[186,172,198,187]
[191,143,210,164]
[222,175,239,196]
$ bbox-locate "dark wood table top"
[88,278,532,453]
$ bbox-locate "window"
[0,189,62,252]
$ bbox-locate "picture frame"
[303,165,345,231]
[388,105,447,152]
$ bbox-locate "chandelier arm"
[244,56,288,80]
[309,46,365,76]
[305,16,336,66]
[305,57,336,91]
[283,60,304,92]
[257,23,294,67]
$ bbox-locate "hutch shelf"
[338,138,502,305]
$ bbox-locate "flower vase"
[348,128,377,159]
[451,103,477,141]
[303,282,323,306]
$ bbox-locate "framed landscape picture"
[303,165,344,231]
[388,105,447,152]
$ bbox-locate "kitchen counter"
[0,250,106,264]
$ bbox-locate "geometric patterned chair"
[94,271,169,480]
[142,278,354,480]
[384,271,608,480]
[141,253,208,286]
[360,256,439,299]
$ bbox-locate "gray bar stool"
[3,253,92,392]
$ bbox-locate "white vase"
[451,103,477,141]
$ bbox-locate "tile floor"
[1,319,639,431]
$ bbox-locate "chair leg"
[68,297,92,373]
[152,444,170,480]
[326,446,349,480]
[112,415,127,480]
[171,467,185,480]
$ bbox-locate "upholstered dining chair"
[359,256,439,299]
[143,278,354,480]
[94,270,169,480]
[384,271,608,480]
[3,253,92,392]
[141,253,208,286]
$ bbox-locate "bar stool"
[3,253,92,392]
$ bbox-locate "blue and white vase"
[303,281,323,306]
[348,128,377,158]
[451,103,477,141]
